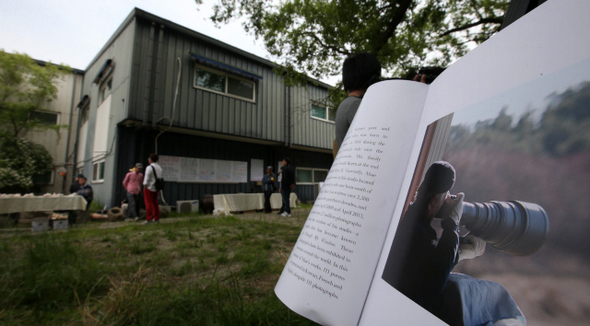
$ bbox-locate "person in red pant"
[142,153,162,224]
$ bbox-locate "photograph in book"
[382,57,590,326]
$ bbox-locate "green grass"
[0,209,317,325]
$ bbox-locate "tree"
[0,50,69,192]
[201,0,509,83]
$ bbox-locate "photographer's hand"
[445,192,464,225]
[458,235,486,261]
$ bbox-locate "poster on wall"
[250,159,264,181]
[159,155,248,183]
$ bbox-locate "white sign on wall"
[159,155,248,183]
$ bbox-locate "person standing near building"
[69,174,83,194]
[334,53,382,152]
[143,153,162,224]
[261,166,276,213]
[278,158,295,217]
[76,175,93,211]
[123,163,143,221]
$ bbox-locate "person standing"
[76,175,93,210]
[278,158,295,217]
[261,166,276,213]
[123,163,143,221]
[143,153,162,224]
[334,53,382,152]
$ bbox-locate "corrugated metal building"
[75,8,335,209]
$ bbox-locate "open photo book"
[275,1,590,325]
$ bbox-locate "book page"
[361,1,590,325]
[275,81,428,326]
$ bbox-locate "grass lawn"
[0,208,319,325]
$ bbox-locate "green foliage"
[0,234,109,320]
[0,50,70,193]
[0,210,315,325]
[0,136,53,192]
[203,0,509,83]
[0,50,70,139]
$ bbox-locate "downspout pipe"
[62,72,79,194]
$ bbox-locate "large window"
[311,103,335,122]
[296,168,329,184]
[92,161,105,182]
[194,65,256,102]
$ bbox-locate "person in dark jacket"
[382,161,463,312]
[261,166,276,213]
[69,173,84,194]
[76,175,93,211]
[278,158,295,217]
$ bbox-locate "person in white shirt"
[143,153,163,224]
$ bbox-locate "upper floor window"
[76,95,90,125]
[98,77,112,105]
[311,103,335,122]
[194,64,256,102]
[30,111,59,125]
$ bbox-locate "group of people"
[261,157,295,217]
[121,153,163,224]
[68,153,163,225]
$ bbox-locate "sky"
[0,0,337,86]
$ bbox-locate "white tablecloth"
[0,196,88,214]
[213,193,297,214]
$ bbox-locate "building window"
[80,107,89,125]
[194,65,256,102]
[30,111,59,125]
[296,168,329,184]
[33,170,54,185]
[311,103,335,122]
[92,161,105,182]
[99,77,112,105]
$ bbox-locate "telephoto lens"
[460,201,549,256]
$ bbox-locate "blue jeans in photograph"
[281,187,292,214]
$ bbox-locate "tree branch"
[439,16,503,37]
[373,0,414,53]
[300,32,351,55]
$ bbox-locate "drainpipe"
[62,72,79,193]
[72,82,86,183]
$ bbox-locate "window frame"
[296,167,329,185]
[92,160,105,183]
[193,64,256,103]
[310,102,335,123]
